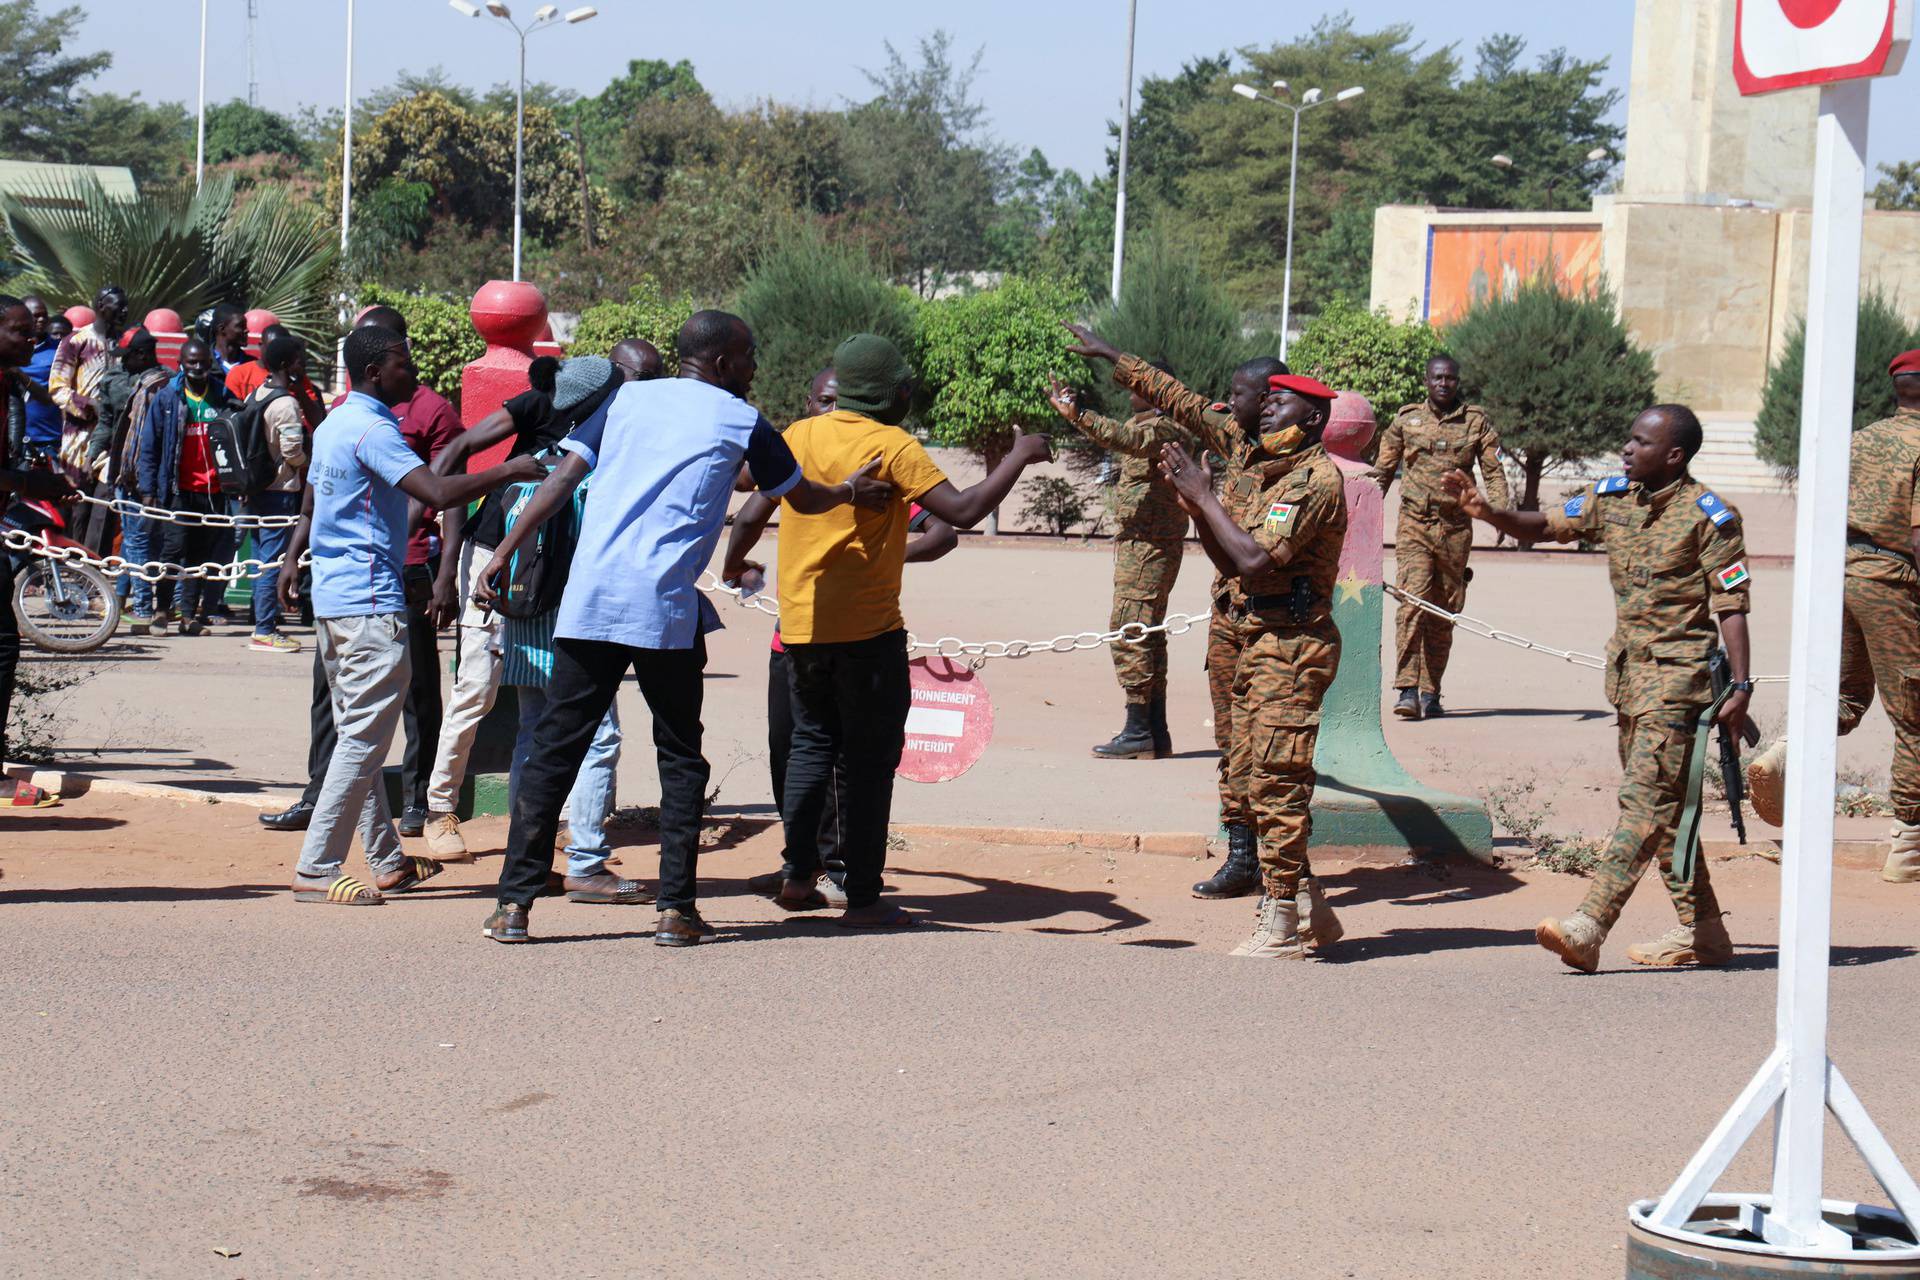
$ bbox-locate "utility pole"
[1108,0,1137,305]
[246,0,260,108]
[573,130,594,251]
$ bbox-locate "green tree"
[203,99,305,164]
[0,1,109,159]
[1754,288,1920,475]
[353,285,485,407]
[987,149,1108,295]
[734,228,918,424]
[568,277,699,372]
[914,274,1090,468]
[1872,160,1920,211]
[1287,295,1440,429]
[59,91,190,184]
[1444,275,1656,510]
[571,58,706,180]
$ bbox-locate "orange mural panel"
[1424,224,1604,326]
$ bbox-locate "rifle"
[1708,648,1763,844]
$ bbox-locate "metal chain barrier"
[1384,583,1787,684]
[2,527,300,582]
[72,492,304,529]
[695,570,1208,662]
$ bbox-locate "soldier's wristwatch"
[1729,679,1755,693]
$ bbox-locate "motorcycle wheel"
[13,556,120,653]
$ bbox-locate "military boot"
[1882,820,1920,883]
[1297,875,1344,952]
[1392,688,1421,720]
[1148,695,1173,758]
[1627,914,1733,968]
[1192,824,1259,898]
[1093,703,1160,759]
[1229,892,1308,958]
[1535,912,1605,973]
[1745,739,1788,827]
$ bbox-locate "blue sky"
[73,1,1919,181]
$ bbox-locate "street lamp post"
[195,0,209,187]
[1109,0,1138,305]
[1489,146,1612,199]
[447,2,599,283]
[1230,80,1364,360]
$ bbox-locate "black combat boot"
[1420,692,1444,718]
[1148,695,1172,757]
[1393,688,1421,720]
[1093,703,1159,759]
[1193,823,1260,898]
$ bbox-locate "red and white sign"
[897,656,993,783]
[1734,0,1912,95]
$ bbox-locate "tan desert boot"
[425,812,472,862]
[1229,893,1307,959]
[1296,876,1344,952]
[1627,914,1733,967]
[1882,820,1920,883]
[1536,912,1605,973]
[1746,739,1788,828]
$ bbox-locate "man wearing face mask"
[1369,355,1508,720]
[1153,374,1350,958]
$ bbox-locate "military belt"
[1846,537,1917,568]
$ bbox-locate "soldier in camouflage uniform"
[1060,325,1286,901]
[1747,349,1920,883]
[1045,361,1195,760]
[1156,372,1349,957]
[1445,404,1755,972]
[1369,355,1509,719]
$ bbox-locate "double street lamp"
[1230,80,1364,360]
[1490,146,1612,197]
[447,1,599,282]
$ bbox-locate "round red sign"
[1778,0,1847,28]
[897,656,994,783]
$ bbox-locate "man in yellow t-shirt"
[723,333,1053,926]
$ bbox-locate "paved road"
[3,793,1916,1278]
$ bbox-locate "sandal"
[2,782,59,811]
[835,904,917,930]
[566,874,656,904]
[295,874,384,905]
[381,857,445,894]
[774,879,830,912]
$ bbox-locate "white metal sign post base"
[1627,76,1920,1265]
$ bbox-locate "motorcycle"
[5,487,120,654]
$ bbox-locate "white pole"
[1766,76,1869,1248]
[512,30,526,283]
[195,0,209,187]
[1279,106,1300,361]
[1108,0,1137,305]
[341,0,354,257]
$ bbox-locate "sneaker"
[179,618,207,637]
[483,902,530,943]
[126,611,154,636]
[1746,739,1787,827]
[149,610,173,635]
[655,907,715,947]
[818,873,850,909]
[1229,893,1307,958]
[399,806,427,838]
[1536,912,1605,973]
[249,631,302,653]
[425,812,471,861]
[1627,917,1733,968]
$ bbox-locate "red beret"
[1268,373,1336,399]
[1891,349,1920,376]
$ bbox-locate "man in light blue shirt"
[473,309,893,946]
[278,325,540,906]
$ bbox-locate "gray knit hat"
[553,355,614,411]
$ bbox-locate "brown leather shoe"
[655,907,715,947]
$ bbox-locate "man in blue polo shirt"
[473,309,893,946]
[277,325,541,906]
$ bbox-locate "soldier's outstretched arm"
[1062,323,1236,458]
[1441,468,1553,542]
[1045,376,1189,459]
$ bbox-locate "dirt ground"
[3,790,1918,1278]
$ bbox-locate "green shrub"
[568,276,698,372]
[353,284,483,408]
[1446,275,1657,510]
[1754,287,1920,476]
[1019,475,1092,535]
[734,228,919,425]
[914,274,1092,464]
[1287,295,1441,428]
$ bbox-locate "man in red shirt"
[132,338,235,634]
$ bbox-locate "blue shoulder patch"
[1595,475,1630,495]
[1563,493,1588,519]
[1696,490,1735,527]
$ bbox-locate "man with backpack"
[239,334,311,653]
[134,337,234,635]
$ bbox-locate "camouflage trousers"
[1231,623,1340,897]
[1208,610,1247,824]
[1577,709,1723,933]
[1838,568,1920,823]
[1108,536,1185,704]
[1393,515,1473,695]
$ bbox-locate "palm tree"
[0,171,340,344]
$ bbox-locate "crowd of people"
[2,283,1918,965]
